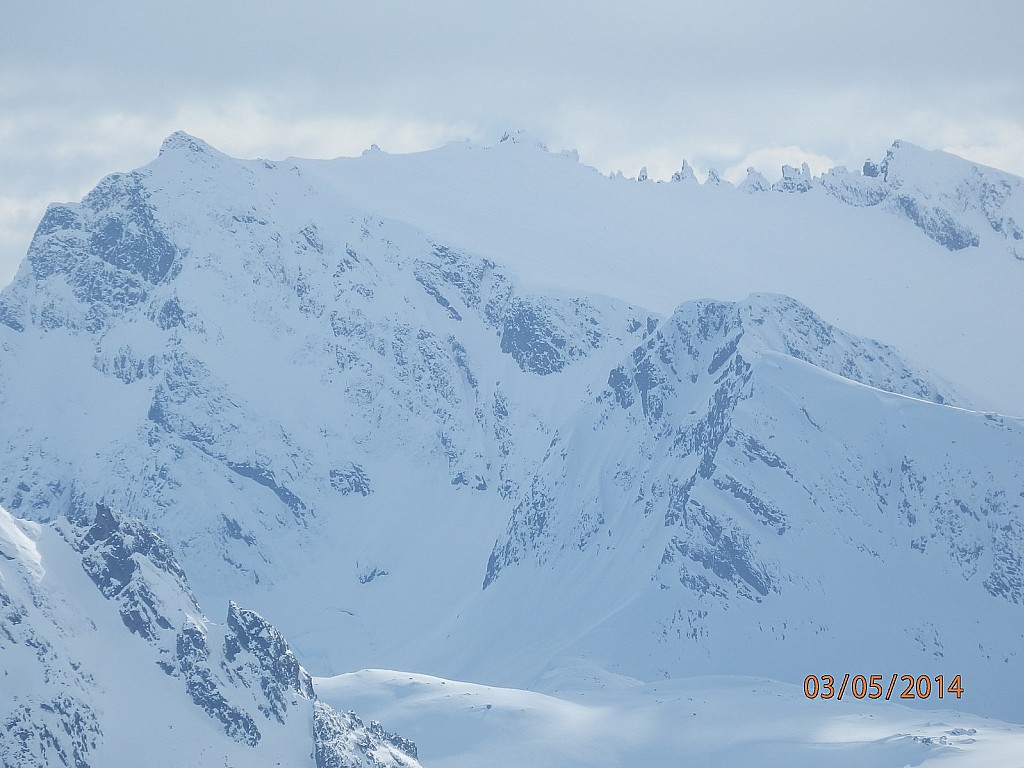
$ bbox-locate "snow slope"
[318,669,1024,768]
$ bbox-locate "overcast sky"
[2,0,1022,286]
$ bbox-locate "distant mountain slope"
[460,295,1024,719]
[824,139,1024,252]
[293,133,1024,414]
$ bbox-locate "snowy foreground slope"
[1,133,1023,765]
[319,670,1024,768]
[467,295,1024,716]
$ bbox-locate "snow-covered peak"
[737,167,770,193]
[670,160,697,183]
[879,138,980,185]
[773,162,813,193]
[704,168,728,187]
[158,130,223,159]
[723,293,955,403]
[822,139,1024,253]
[496,129,548,151]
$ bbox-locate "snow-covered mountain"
[0,503,421,767]
[0,132,661,677]
[823,139,1024,253]
[1,132,1023,765]
[469,295,1023,715]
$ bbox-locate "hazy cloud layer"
[2,0,1022,284]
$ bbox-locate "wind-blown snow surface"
[1,132,1023,763]
[318,669,1024,768]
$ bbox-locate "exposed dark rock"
[312,701,419,768]
[175,620,261,746]
[68,503,196,642]
[0,694,101,768]
[222,601,315,723]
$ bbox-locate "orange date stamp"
[803,674,963,701]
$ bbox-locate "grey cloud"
[7,2,1023,105]
[2,0,1023,283]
